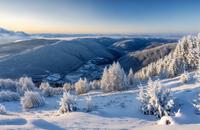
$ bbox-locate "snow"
[157,116,175,125]
[1,71,200,129]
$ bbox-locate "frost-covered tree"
[59,92,77,113]
[17,77,37,95]
[138,79,174,118]
[75,78,90,94]
[21,91,45,109]
[0,104,6,114]
[101,62,128,92]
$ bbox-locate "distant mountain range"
[0,27,190,45]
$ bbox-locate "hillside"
[0,39,115,79]
[120,43,177,72]
[112,38,176,53]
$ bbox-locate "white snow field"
[1,72,200,130]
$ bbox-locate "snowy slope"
[1,72,200,129]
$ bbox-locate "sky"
[0,0,200,34]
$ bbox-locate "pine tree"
[138,79,174,118]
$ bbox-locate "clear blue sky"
[0,0,200,34]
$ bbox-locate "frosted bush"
[0,79,18,92]
[138,79,175,118]
[17,77,37,95]
[0,91,20,102]
[21,91,45,109]
[180,72,190,83]
[59,92,77,113]
[40,82,54,97]
[40,82,63,97]
[75,78,90,95]
[0,104,6,114]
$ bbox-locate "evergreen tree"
[138,79,174,118]
[101,62,128,92]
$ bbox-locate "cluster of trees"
[58,92,94,114]
[134,35,200,81]
[73,62,135,94]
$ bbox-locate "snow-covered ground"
[1,72,200,129]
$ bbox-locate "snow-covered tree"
[0,104,6,114]
[100,62,128,92]
[138,79,174,118]
[21,91,45,109]
[75,78,90,95]
[17,77,37,95]
[0,91,20,102]
[59,92,77,113]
